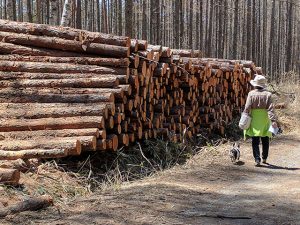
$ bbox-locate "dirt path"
[2,133,300,225]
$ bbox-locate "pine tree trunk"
[76,0,82,29]
[118,0,122,35]
[125,0,133,37]
[232,0,239,58]
[49,0,58,25]
[142,0,147,40]
[61,0,72,26]
[6,0,13,20]
[27,0,33,22]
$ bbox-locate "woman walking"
[244,75,277,166]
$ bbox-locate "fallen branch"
[0,195,53,218]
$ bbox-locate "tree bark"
[0,128,103,140]
[0,72,128,85]
[0,42,97,57]
[0,195,53,217]
[49,0,58,25]
[75,0,81,29]
[0,77,119,89]
[27,0,33,22]
[142,0,147,40]
[61,0,72,26]
[0,116,105,132]
[125,0,133,37]
[0,31,130,58]
[0,149,67,160]
[0,55,130,67]
[36,0,41,23]
[0,103,109,119]
[0,90,114,103]
[0,60,129,75]
[0,168,20,185]
[0,19,130,47]
[0,136,96,155]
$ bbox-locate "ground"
[0,130,299,225]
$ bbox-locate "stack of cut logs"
[0,20,258,184]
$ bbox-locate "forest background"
[1,0,299,79]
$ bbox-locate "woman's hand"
[272,122,278,128]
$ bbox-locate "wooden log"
[161,47,171,57]
[0,19,130,47]
[0,77,119,89]
[136,39,148,50]
[80,136,97,152]
[0,128,101,140]
[0,102,114,115]
[0,42,93,57]
[0,103,110,120]
[148,44,162,55]
[0,55,130,67]
[96,139,106,151]
[0,72,129,82]
[0,116,105,132]
[118,133,129,146]
[0,61,129,75]
[0,195,53,217]
[0,168,20,185]
[0,88,124,101]
[106,134,118,151]
[130,39,138,52]
[128,133,135,143]
[0,31,130,57]
[0,90,114,103]
[0,137,83,155]
[171,49,197,57]
[0,149,67,160]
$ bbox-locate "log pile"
[0,20,259,184]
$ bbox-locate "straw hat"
[250,74,267,88]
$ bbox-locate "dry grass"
[269,71,300,133]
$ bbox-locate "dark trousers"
[252,136,269,162]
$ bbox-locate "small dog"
[229,142,240,163]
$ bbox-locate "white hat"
[250,74,267,88]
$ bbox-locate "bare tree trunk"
[269,0,276,75]
[61,0,72,26]
[142,0,147,40]
[96,0,100,31]
[17,0,23,21]
[76,0,82,29]
[36,0,41,23]
[179,0,183,48]
[174,1,180,48]
[246,0,252,60]
[125,0,133,37]
[45,0,50,24]
[6,0,13,20]
[102,0,108,33]
[49,0,58,25]
[117,0,122,35]
[286,2,293,71]
[232,0,239,58]
[27,0,33,22]
[188,0,193,48]
[156,0,160,44]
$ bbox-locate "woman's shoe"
[255,160,260,166]
[262,159,267,164]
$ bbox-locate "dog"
[229,142,240,163]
